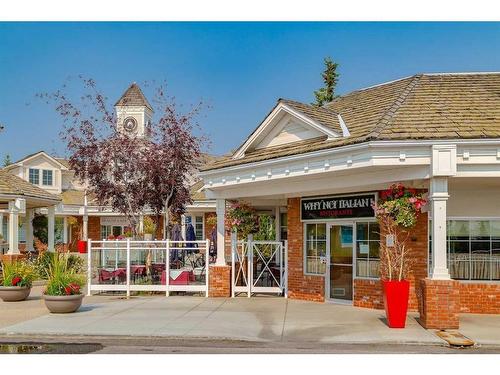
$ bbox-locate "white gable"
[232,103,339,159]
[256,118,324,149]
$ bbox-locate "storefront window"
[304,223,326,274]
[101,225,124,239]
[186,216,204,240]
[356,222,380,278]
[447,220,500,280]
[430,220,500,280]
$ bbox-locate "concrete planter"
[0,286,31,302]
[43,294,84,313]
[144,233,153,241]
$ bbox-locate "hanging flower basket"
[374,183,427,328]
[225,202,259,240]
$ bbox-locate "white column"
[83,193,88,240]
[139,214,144,237]
[181,214,186,240]
[0,213,4,239]
[63,216,68,244]
[215,199,226,266]
[47,206,55,252]
[25,208,34,252]
[430,177,451,280]
[7,201,20,255]
[274,206,281,241]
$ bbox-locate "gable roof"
[232,100,342,159]
[6,151,69,170]
[114,83,153,111]
[202,72,500,171]
[0,169,61,202]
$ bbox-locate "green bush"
[32,252,84,280]
[44,254,85,296]
[1,261,37,288]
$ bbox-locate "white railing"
[87,239,210,297]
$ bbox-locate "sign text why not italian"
[301,194,376,220]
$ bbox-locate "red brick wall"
[208,265,231,297]
[419,279,460,329]
[352,202,429,311]
[353,279,384,309]
[459,282,500,314]
[88,216,101,241]
[287,197,325,302]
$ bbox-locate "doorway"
[327,223,354,302]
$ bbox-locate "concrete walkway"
[0,287,497,347]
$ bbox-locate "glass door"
[328,224,354,301]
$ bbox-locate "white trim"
[232,102,339,160]
[202,138,500,177]
[337,114,350,137]
[8,151,69,170]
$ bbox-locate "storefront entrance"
[327,223,354,302]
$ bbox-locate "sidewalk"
[1,287,442,345]
[1,287,498,347]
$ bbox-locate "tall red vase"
[382,280,410,328]
[77,240,87,254]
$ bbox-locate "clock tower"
[115,82,153,137]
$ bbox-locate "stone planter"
[43,294,84,313]
[144,233,153,241]
[0,286,31,302]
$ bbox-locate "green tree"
[3,153,12,167]
[313,57,340,107]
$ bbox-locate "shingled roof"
[115,83,153,111]
[0,169,61,203]
[202,72,500,171]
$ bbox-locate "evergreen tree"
[313,57,340,106]
[3,154,12,167]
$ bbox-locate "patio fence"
[87,239,210,297]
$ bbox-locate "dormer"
[114,83,154,138]
[3,151,68,194]
[233,99,349,159]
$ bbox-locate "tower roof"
[114,82,153,111]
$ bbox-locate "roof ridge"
[365,74,423,140]
[114,82,153,111]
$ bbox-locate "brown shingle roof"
[115,83,153,111]
[202,73,500,171]
[0,169,61,202]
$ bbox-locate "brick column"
[419,278,460,329]
[208,265,231,297]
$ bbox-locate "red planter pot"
[382,280,410,328]
[77,240,88,254]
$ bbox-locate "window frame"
[430,217,500,282]
[42,169,53,186]
[28,168,40,185]
[303,222,327,276]
[354,221,381,280]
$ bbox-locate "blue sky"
[1,22,500,161]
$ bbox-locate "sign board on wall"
[301,193,376,221]
[100,216,130,226]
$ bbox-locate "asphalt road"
[1,335,499,354]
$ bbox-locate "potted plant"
[225,201,259,240]
[0,261,36,302]
[42,253,85,313]
[374,183,427,328]
[143,217,156,241]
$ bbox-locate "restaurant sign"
[301,193,376,221]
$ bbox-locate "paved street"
[1,286,499,353]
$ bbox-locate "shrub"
[143,216,156,235]
[32,252,84,280]
[44,254,85,296]
[1,261,37,288]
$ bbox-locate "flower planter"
[382,280,410,328]
[43,294,84,313]
[0,286,31,302]
[77,240,87,254]
[144,233,153,241]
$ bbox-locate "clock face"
[123,117,138,133]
